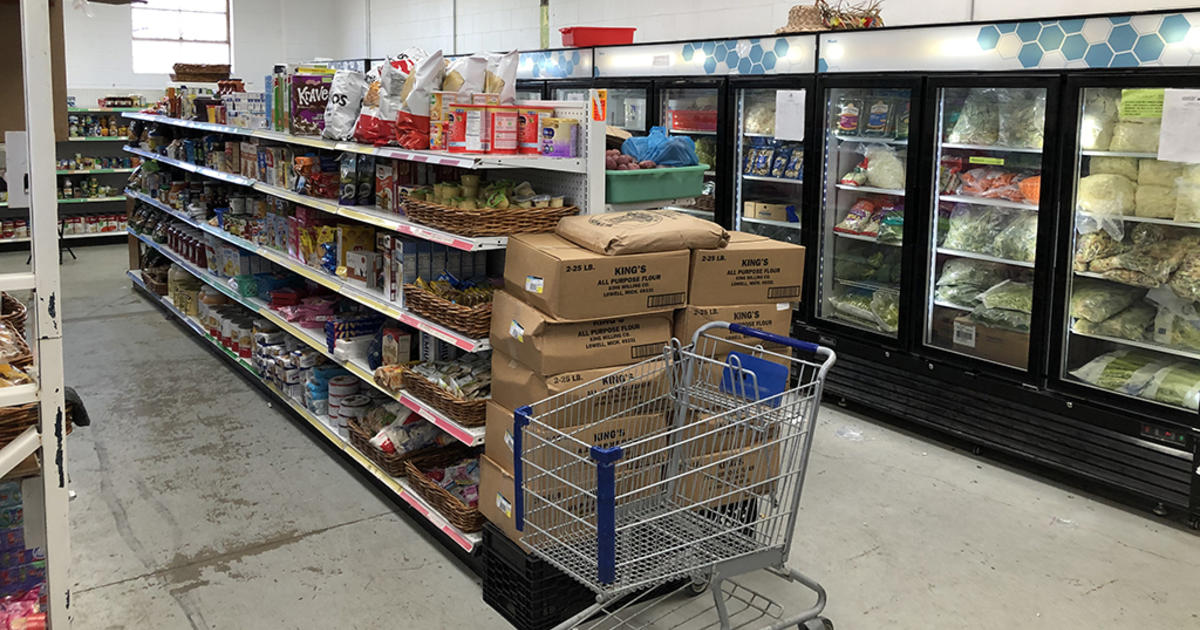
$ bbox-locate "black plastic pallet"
[481,523,597,630]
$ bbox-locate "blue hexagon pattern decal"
[1059,19,1085,34]
[1016,22,1040,42]
[1134,34,1165,62]
[1160,14,1191,43]
[703,56,717,73]
[682,44,694,61]
[1038,25,1065,51]
[1110,52,1139,67]
[774,39,789,57]
[968,14,1198,69]
[1108,24,1137,51]
[701,41,715,55]
[763,51,777,71]
[1018,42,1043,67]
[749,45,764,63]
[978,25,1001,50]
[1061,34,1088,60]
[996,23,1017,34]
[737,57,752,74]
[1084,43,1114,68]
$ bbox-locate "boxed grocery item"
[931,308,1029,369]
[503,233,689,321]
[479,454,527,550]
[688,232,804,306]
[490,291,672,375]
[751,202,796,223]
[673,303,793,347]
[491,350,668,421]
[290,73,333,136]
[556,209,729,255]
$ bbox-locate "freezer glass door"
[1062,86,1200,414]
[553,87,589,103]
[817,87,910,337]
[660,87,719,217]
[516,88,543,101]
[606,88,648,132]
[735,87,803,244]
[925,86,1047,369]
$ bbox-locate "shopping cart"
[513,322,836,630]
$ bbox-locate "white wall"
[62,0,363,104]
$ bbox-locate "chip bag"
[395,50,444,149]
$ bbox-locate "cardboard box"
[949,314,1030,370]
[675,444,781,510]
[492,350,669,420]
[753,202,796,223]
[479,454,527,550]
[491,291,673,375]
[673,303,793,348]
[689,232,805,306]
[503,233,689,321]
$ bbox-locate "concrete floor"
[4,243,1197,629]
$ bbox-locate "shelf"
[57,168,135,175]
[1071,328,1200,363]
[1081,150,1158,159]
[128,191,490,352]
[0,383,38,409]
[68,106,141,113]
[939,194,1037,211]
[606,198,697,213]
[124,145,255,187]
[936,247,1035,268]
[664,206,714,219]
[834,230,900,246]
[833,134,907,146]
[835,183,903,196]
[941,143,1042,154]
[57,196,125,204]
[128,270,256,373]
[741,216,800,229]
[1076,212,1200,231]
[66,136,128,142]
[669,128,715,135]
[123,112,587,173]
[128,269,480,553]
[933,300,972,311]
[743,175,803,185]
[835,278,898,293]
[742,132,774,138]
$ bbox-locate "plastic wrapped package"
[978,280,1033,313]
[997,88,1045,149]
[870,291,899,333]
[1074,230,1128,270]
[936,257,1008,287]
[942,204,1014,254]
[1074,302,1155,341]
[993,212,1038,263]
[970,305,1031,332]
[1070,278,1144,322]
[947,88,999,145]
[1137,160,1183,187]
[877,209,904,244]
[1108,121,1161,153]
[958,167,1028,202]
[1077,174,1136,216]
[834,199,877,235]
[864,144,905,190]
[935,283,986,307]
[1131,223,1183,246]
[395,50,444,149]
[1134,185,1177,219]
[1153,308,1200,352]
[1069,350,1169,395]
[834,248,884,281]
[1174,164,1200,223]
[1088,156,1138,182]
[828,289,876,322]
[1080,89,1119,151]
[322,70,367,140]
[1168,256,1200,302]
[1141,362,1200,410]
[1089,238,1193,286]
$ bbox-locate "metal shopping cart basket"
[513,322,836,630]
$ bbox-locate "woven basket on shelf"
[402,444,485,532]
[402,284,492,338]
[346,416,440,478]
[0,294,27,339]
[1,321,32,369]
[0,401,74,451]
[400,366,487,427]
[141,268,169,296]
[400,195,579,237]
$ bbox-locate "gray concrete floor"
[3,243,1197,629]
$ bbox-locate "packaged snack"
[751,147,774,176]
[290,74,333,136]
[441,55,485,101]
[322,70,367,140]
[355,50,423,145]
[834,96,862,134]
[484,51,519,105]
[395,50,444,149]
[834,199,877,235]
[769,145,790,178]
[862,98,894,137]
[356,155,375,206]
[783,149,803,180]
[375,161,396,212]
[338,154,357,205]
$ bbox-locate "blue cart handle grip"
[728,323,819,353]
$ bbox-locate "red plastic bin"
[560,27,636,47]
[669,110,718,132]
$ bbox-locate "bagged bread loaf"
[556,209,729,255]
[1088,156,1138,182]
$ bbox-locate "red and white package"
[353,48,424,145]
[395,50,444,150]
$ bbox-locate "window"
[131,0,230,75]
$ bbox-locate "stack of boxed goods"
[477,210,806,550]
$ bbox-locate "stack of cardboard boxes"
[478,227,805,549]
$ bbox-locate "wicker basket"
[400,366,487,427]
[0,294,27,338]
[0,401,75,451]
[142,268,169,296]
[776,2,827,33]
[402,284,492,338]
[346,416,440,477]
[403,444,485,532]
[1,322,31,369]
[400,196,579,237]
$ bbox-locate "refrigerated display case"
[922,80,1058,374]
[552,83,652,133]
[516,81,546,101]
[814,82,916,341]
[1057,81,1200,421]
[659,80,723,219]
[733,84,810,245]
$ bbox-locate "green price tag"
[968,156,1005,166]
[1119,88,1165,119]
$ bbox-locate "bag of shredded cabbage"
[947,88,999,145]
[997,88,1045,149]
[864,144,906,190]
[1141,362,1200,410]
[1069,350,1168,395]
[936,258,1008,287]
[977,280,1033,313]
[1073,302,1155,341]
[1070,278,1143,322]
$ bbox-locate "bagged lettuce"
[977,280,1033,313]
[947,88,999,145]
[997,88,1045,149]
[993,212,1038,263]
[970,305,1031,332]
[942,204,1014,254]
[1141,362,1200,410]
[829,288,876,323]
[935,283,986,307]
[1070,350,1169,395]
[870,291,899,333]
[937,258,1008,287]
[1073,302,1155,341]
[1070,278,1143,322]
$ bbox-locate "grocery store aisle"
[7,243,1195,629]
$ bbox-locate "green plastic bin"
[604,164,709,204]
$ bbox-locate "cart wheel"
[687,577,709,597]
[1187,515,1199,531]
[800,617,833,630]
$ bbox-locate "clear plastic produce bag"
[977,279,1033,313]
[969,305,1031,332]
[947,88,999,145]
[934,283,986,307]
[936,258,1008,288]
[1077,174,1137,241]
[1070,278,1144,323]
[863,144,905,190]
[1074,230,1128,271]
[1073,302,1155,341]
[993,212,1038,263]
[1141,362,1200,410]
[870,291,899,333]
[1080,88,1119,151]
[997,88,1045,149]
[942,204,1014,255]
[1070,350,1168,395]
[1089,238,1194,286]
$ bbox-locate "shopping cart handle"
[727,323,819,353]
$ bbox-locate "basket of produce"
[345,402,448,477]
[0,293,27,338]
[400,179,578,237]
[0,322,31,369]
[402,444,484,532]
[402,279,494,338]
[399,356,490,427]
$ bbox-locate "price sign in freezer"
[774,90,805,142]
[1158,89,1200,164]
